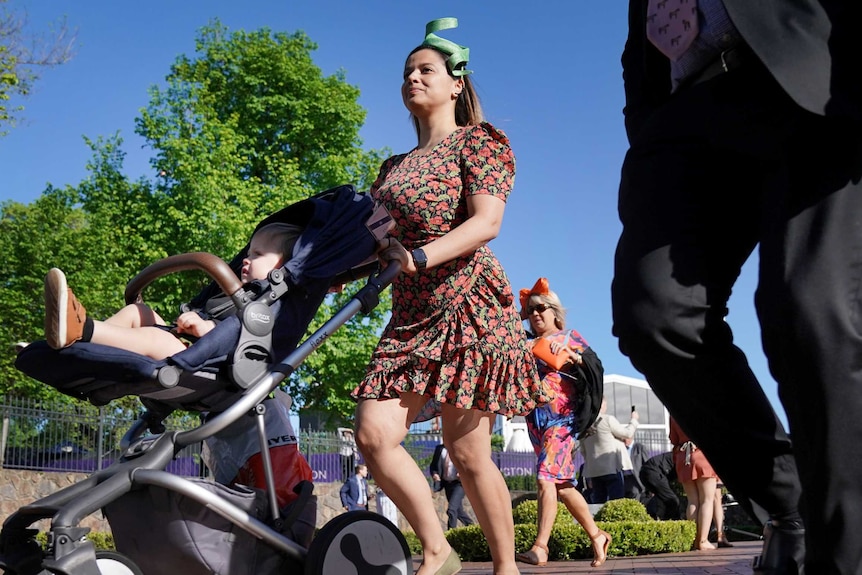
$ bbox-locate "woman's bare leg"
[683,478,717,550]
[558,482,595,532]
[695,478,717,549]
[557,482,609,563]
[682,479,697,521]
[356,394,452,575]
[713,486,729,543]
[519,479,555,563]
[442,403,518,575]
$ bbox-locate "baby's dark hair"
[252,223,304,261]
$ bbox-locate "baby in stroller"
[43,222,303,359]
[2,186,412,575]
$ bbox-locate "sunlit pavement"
[414,539,762,574]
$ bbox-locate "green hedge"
[402,498,697,562]
[594,498,653,522]
[402,530,422,556]
[35,531,115,550]
[514,497,654,525]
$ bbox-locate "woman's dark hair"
[407,45,483,139]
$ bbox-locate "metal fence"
[1,397,670,486]
[0,397,469,483]
[0,397,206,476]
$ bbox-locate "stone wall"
[0,469,474,535]
[0,469,109,533]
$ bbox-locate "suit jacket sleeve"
[340,479,354,507]
[660,452,677,480]
[633,443,650,470]
[608,415,638,440]
[430,444,443,477]
[632,444,649,488]
[622,0,672,143]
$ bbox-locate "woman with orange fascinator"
[515,278,611,568]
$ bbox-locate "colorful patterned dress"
[526,328,590,483]
[352,123,547,418]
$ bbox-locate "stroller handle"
[124,252,243,306]
[374,253,402,287]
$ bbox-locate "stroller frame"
[1,189,410,575]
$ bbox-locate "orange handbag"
[532,336,572,371]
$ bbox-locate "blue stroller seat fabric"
[2,185,414,575]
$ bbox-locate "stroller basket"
[2,185,412,575]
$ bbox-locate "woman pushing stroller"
[352,17,547,575]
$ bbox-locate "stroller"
[1,185,412,575]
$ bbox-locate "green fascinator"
[421,17,472,77]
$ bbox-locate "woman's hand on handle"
[377,236,414,274]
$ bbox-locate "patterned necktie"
[646,0,699,61]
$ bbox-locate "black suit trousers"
[613,58,862,574]
[442,480,473,529]
[639,467,679,520]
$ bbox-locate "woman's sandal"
[515,542,549,566]
[589,529,612,567]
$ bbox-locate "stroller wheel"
[94,550,143,575]
[305,511,412,575]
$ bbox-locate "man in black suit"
[429,443,474,529]
[622,437,650,502]
[612,2,861,574]
[639,451,680,520]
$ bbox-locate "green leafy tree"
[0,189,86,398]
[0,0,75,135]
[290,285,390,429]
[3,20,391,426]
[136,21,385,255]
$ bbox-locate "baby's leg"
[104,303,167,328]
[91,322,187,360]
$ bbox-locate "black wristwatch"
[411,248,428,270]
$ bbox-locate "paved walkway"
[420,540,761,574]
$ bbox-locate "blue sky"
[1,1,786,426]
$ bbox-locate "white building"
[502,416,533,452]
[497,373,672,453]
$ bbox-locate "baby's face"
[241,235,283,282]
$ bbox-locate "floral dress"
[526,328,590,483]
[352,123,547,418]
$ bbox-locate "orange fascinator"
[519,277,550,319]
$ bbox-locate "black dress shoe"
[752,520,805,575]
